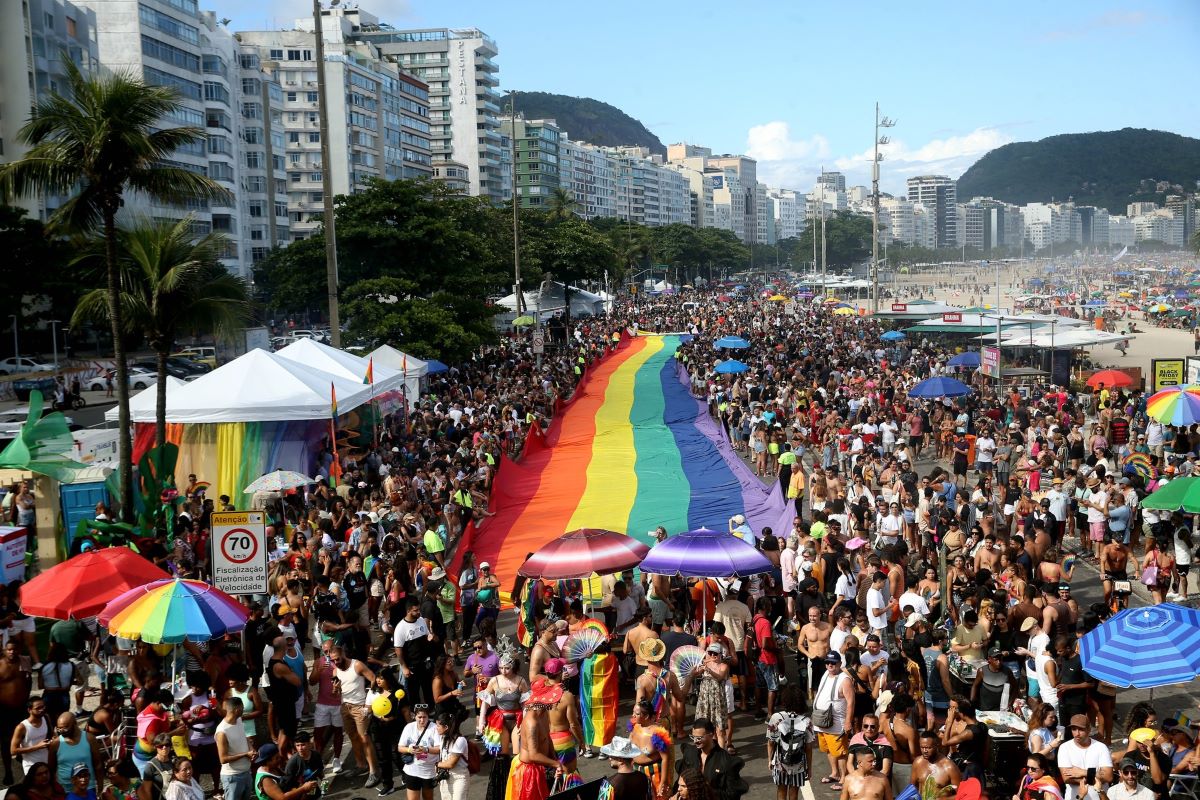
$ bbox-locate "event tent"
[124,348,376,423]
[105,376,185,423]
[366,344,425,401]
[495,281,605,317]
[276,338,406,394]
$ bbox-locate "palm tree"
[547,187,580,221]
[0,58,228,520]
[73,217,250,453]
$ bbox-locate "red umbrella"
[1087,369,1134,389]
[517,529,650,579]
[716,295,732,302]
[20,547,170,619]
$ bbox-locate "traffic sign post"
[210,511,268,595]
[532,329,545,354]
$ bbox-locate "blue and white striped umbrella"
[1080,603,1200,688]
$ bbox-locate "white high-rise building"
[880,197,915,245]
[666,145,762,242]
[1108,215,1135,247]
[359,26,505,202]
[907,176,957,248]
[605,147,689,227]
[1021,202,1080,251]
[755,182,771,244]
[711,169,746,241]
[0,0,99,221]
[767,188,805,240]
[664,160,715,229]
[238,7,432,241]
[558,137,616,220]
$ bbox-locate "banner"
[1187,357,1200,386]
[0,527,27,584]
[981,346,1000,378]
[1152,359,1186,392]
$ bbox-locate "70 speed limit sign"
[211,511,268,595]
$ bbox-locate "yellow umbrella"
[833,306,855,315]
[1118,291,1133,298]
[823,297,841,304]
[769,294,787,301]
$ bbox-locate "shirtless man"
[510,693,561,800]
[1100,538,1132,606]
[1036,547,1064,585]
[634,640,686,737]
[647,574,675,633]
[542,660,583,781]
[528,620,565,682]
[880,695,920,788]
[973,534,1002,576]
[624,610,660,684]
[798,606,833,700]
[841,747,892,800]
[0,641,33,784]
[911,730,961,799]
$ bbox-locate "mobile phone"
[1086,768,1096,785]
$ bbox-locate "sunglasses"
[414,704,430,711]
[1121,769,1140,776]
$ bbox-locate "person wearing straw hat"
[634,639,684,735]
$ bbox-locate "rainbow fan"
[581,618,610,637]
[669,645,706,681]
[1122,451,1156,481]
[563,627,607,663]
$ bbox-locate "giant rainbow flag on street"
[454,334,792,591]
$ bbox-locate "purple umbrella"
[640,528,773,635]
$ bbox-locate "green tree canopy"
[794,212,874,268]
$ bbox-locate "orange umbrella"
[1086,369,1133,389]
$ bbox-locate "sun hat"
[638,638,667,663]
[600,737,641,760]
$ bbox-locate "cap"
[543,657,565,676]
[905,612,926,629]
[1169,725,1196,742]
[429,567,446,582]
[479,562,491,570]
[1059,581,1071,592]
[1068,714,1090,731]
[824,652,842,664]
[638,638,667,663]
[987,645,1003,659]
[254,742,279,766]
[1119,477,1131,485]
[1020,617,1038,632]
[71,764,90,778]
[1119,756,1141,771]
[706,642,724,654]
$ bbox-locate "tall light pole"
[313,0,341,346]
[871,103,895,312]
[8,315,17,360]
[508,94,523,315]
[49,319,61,374]
[818,175,827,290]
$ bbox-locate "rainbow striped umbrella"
[98,578,249,644]
[1145,385,1200,425]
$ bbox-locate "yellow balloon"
[371,694,393,718]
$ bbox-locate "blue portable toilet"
[59,465,112,554]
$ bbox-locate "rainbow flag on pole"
[363,357,374,385]
[329,383,341,487]
[579,652,618,747]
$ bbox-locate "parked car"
[171,346,217,368]
[132,357,208,379]
[85,367,157,391]
[0,356,54,375]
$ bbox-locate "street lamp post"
[871,103,895,313]
[49,319,61,374]
[508,93,523,315]
[313,0,341,347]
[8,315,17,360]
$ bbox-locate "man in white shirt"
[1107,756,1156,800]
[865,572,893,645]
[1082,476,1109,559]
[1057,714,1113,800]
[898,576,932,620]
[879,419,898,453]
[1016,617,1050,701]
[975,433,995,475]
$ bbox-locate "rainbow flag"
[452,334,791,589]
[579,652,618,747]
[515,580,536,647]
[329,383,341,487]
[363,357,374,385]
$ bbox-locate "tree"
[794,212,874,269]
[0,59,227,520]
[1192,228,1200,255]
[73,218,250,453]
[0,205,78,340]
[521,214,619,323]
[546,188,580,221]
[252,236,328,315]
[340,278,492,363]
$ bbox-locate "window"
[163,0,198,15]
[303,50,312,60]
[289,153,302,164]
[287,112,299,122]
[310,172,322,182]
[288,132,300,144]
[207,135,230,155]
[250,227,266,241]
[242,78,260,96]
[144,66,201,101]
[286,91,296,102]
[142,35,200,71]
[272,154,285,170]
[243,127,263,144]
[306,92,318,103]
[274,201,288,217]
[306,112,318,124]
[165,106,204,127]
[66,16,76,36]
[248,201,265,217]
[287,49,301,61]
[241,102,262,120]
[138,5,199,45]
[308,132,320,143]
[245,151,263,168]
[208,162,235,182]
[310,192,324,204]
[203,81,229,104]
[244,175,266,192]
[205,110,230,130]
[239,53,259,70]
[269,48,283,60]
[201,54,226,77]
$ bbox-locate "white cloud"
[745,122,831,188]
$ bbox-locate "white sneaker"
[328,757,342,775]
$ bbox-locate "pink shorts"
[1089,521,1107,542]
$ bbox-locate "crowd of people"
[2,271,1199,800]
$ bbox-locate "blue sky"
[208,0,1200,193]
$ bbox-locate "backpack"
[465,738,481,775]
[777,713,810,765]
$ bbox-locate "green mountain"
[956,128,1200,214]
[506,91,666,155]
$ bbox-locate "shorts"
[1089,521,1107,542]
[817,732,848,757]
[401,775,435,790]
[342,702,371,738]
[924,693,949,712]
[756,662,781,692]
[10,617,35,635]
[909,436,922,447]
[351,604,370,627]
[978,462,993,474]
[370,579,386,598]
[1027,676,1041,699]
[1179,564,1192,576]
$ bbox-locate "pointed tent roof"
[126,348,375,423]
[275,338,405,393]
[106,375,186,423]
[367,344,428,378]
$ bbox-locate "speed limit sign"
[211,511,268,595]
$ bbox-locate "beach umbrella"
[1141,477,1200,513]
[242,469,313,494]
[948,352,981,369]
[714,359,750,374]
[19,547,170,620]
[1147,303,1172,313]
[768,294,788,301]
[1145,385,1200,426]
[1121,452,1157,482]
[425,359,449,374]
[513,315,536,326]
[1087,370,1133,389]
[517,529,650,580]
[640,527,773,635]
[832,306,855,316]
[716,295,732,302]
[1080,604,1200,689]
[1118,291,1133,298]
[880,331,907,342]
[822,297,841,304]
[714,335,750,349]
[98,578,249,644]
[907,376,972,399]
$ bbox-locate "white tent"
[367,344,425,402]
[123,348,376,423]
[276,338,406,394]
[105,375,185,422]
[495,281,604,317]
